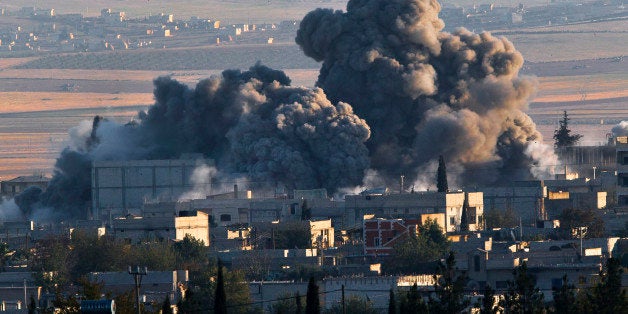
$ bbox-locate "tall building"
[91,156,214,219]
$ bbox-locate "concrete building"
[617,136,628,210]
[475,181,546,225]
[111,210,209,246]
[309,219,334,249]
[0,175,50,198]
[91,156,214,218]
[344,191,483,232]
[363,218,420,256]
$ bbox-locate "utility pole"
[128,266,148,314]
[341,284,346,314]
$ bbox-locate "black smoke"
[21,64,371,220]
[296,0,554,186]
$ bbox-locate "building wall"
[617,136,628,209]
[91,158,214,218]
[345,191,483,232]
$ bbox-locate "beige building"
[309,219,334,249]
[344,191,484,232]
[112,210,209,246]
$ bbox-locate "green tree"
[558,207,605,239]
[174,234,208,271]
[477,284,499,314]
[296,291,303,314]
[306,277,320,314]
[551,275,577,314]
[589,257,627,313]
[161,296,173,314]
[553,111,582,148]
[274,222,311,249]
[301,199,312,221]
[270,292,304,314]
[325,295,377,314]
[77,276,104,300]
[484,208,518,229]
[398,283,428,313]
[28,295,36,314]
[386,219,449,274]
[460,193,470,232]
[437,155,448,192]
[500,262,545,314]
[388,289,396,314]
[428,251,470,313]
[214,260,227,314]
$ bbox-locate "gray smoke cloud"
[296,0,554,186]
[20,64,370,221]
[612,121,628,137]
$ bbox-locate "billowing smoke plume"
[296,0,554,186]
[24,64,370,220]
[612,121,628,137]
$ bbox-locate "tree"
[437,155,448,192]
[388,289,396,314]
[28,295,36,314]
[398,283,428,313]
[161,296,174,314]
[306,277,320,314]
[386,219,450,274]
[551,275,577,314]
[553,111,582,148]
[500,262,545,314]
[274,222,311,249]
[296,291,303,314]
[428,251,470,313]
[174,234,208,271]
[558,207,605,239]
[484,208,518,229]
[325,295,377,314]
[589,257,627,313]
[214,260,227,314]
[477,284,498,314]
[460,193,470,232]
[301,199,312,221]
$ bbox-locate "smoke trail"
[21,64,370,220]
[296,0,554,187]
[179,163,217,201]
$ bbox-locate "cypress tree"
[305,277,320,314]
[214,260,227,314]
[161,296,173,314]
[553,110,582,148]
[460,193,469,232]
[437,155,448,192]
[388,289,396,314]
[589,257,627,313]
[552,275,577,314]
[296,291,302,314]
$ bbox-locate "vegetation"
[306,277,320,314]
[558,207,605,239]
[428,252,470,313]
[500,262,545,313]
[483,207,519,229]
[274,222,311,249]
[385,219,450,274]
[398,283,428,313]
[214,260,227,314]
[553,110,582,148]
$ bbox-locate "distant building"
[89,270,188,304]
[344,191,484,232]
[0,175,50,197]
[111,210,210,246]
[91,156,214,218]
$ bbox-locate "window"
[474,255,481,272]
[374,237,380,247]
[450,216,455,225]
[220,214,231,222]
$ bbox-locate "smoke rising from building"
[296,0,554,186]
[612,121,628,137]
[21,64,371,220]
